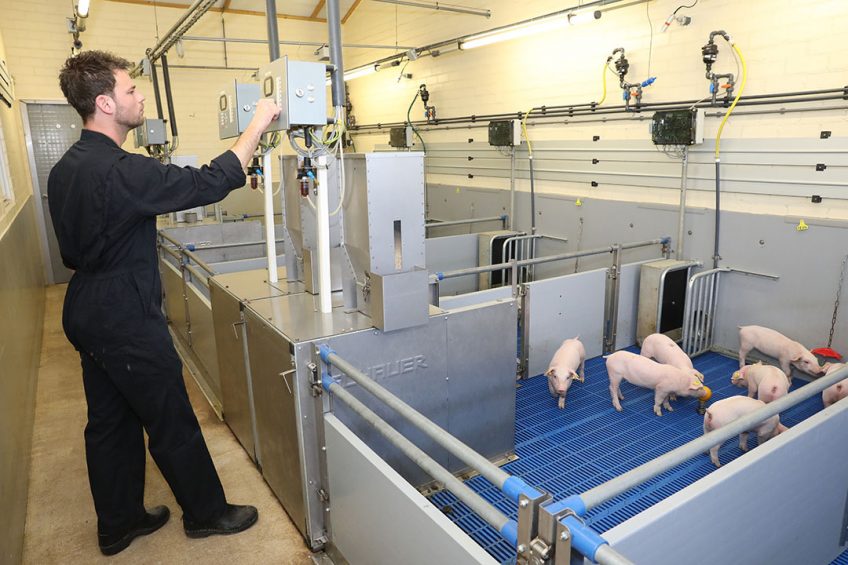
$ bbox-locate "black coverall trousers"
[48,131,245,536]
[63,268,226,535]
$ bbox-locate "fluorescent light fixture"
[76,0,90,17]
[326,64,378,86]
[460,14,568,50]
[568,9,601,25]
[459,8,602,50]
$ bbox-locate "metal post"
[262,152,279,284]
[316,155,333,313]
[577,364,848,511]
[326,0,346,108]
[322,373,518,544]
[509,147,516,230]
[676,146,689,260]
[265,0,280,61]
[603,244,622,354]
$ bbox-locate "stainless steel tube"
[324,351,513,491]
[159,245,181,261]
[182,249,216,275]
[438,238,665,280]
[187,238,284,251]
[676,146,689,260]
[425,215,506,229]
[595,544,636,565]
[325,378,514,537]
[579,364,848,510]
[327,0,346,107]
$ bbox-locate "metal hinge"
[318,488,330,503]
[308,362,322,397]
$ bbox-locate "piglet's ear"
[545,369,555,378]
[791,355,802,362]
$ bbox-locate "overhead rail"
[351,86,848,132]
[181,35,419,50]
[131,0,219,77]
[317,345,636,563]
[372,0,491,17]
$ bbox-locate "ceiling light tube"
[326,64,378,85]
[460,14,569,50]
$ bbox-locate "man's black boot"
[184,504,258,539]
[98,505,171,556]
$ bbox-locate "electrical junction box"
[258,56,328,132]
[217,81,260,140]
[488,119,521,147]
[389,126,413,149]
[133,118,167,147]
[651,108,704,145]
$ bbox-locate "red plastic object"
[812,347,842,360]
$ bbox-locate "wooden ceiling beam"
[310,0,326,19]
[341,0,362,24]
[105,0,327,23]
[222,0,232,12]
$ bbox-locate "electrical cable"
[406,89,427,152]
[521,106,537,234]
[715,41,747,158]
[646,1,654,77]
[673,0,698,15]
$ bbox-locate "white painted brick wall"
[340,0,848,219]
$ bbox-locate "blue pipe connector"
[500,520,518,547]
[641,76,657,88]
[435,272,445,281]
[321,371,335,392]
[502,476,543,504]
[661,235,672,245]
[318,344,336,364]
[562,515,609,562]
[186,243,196,251]
[500,214,508,221]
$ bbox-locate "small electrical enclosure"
[488,119,522,147]
[258,56,328,132]
[133,118,167,147]
[389,126,414,149]
[651,109,704,145]
[217,81,260,140]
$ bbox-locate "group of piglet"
[545,324,847,469]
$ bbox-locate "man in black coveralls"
[48,50,281,556]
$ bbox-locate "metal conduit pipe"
[149,59,164,121]
[321,374,519,545]
[424,215,507,229]
[326,0,346,107]
[373,0,491,17]
[265,0,281,61]
[319,346,541,505]
[434,238,667,281]
[160,54,178,141]
[351,89,848,131]
[573,364,848,512]
[181,35,418,50]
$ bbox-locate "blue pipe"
[319,344,336,364]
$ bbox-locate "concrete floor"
[23,285,313,564]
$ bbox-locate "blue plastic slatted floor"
[429,349,845,564]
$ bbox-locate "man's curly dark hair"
[59,50,132,121]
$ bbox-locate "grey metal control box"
[258,56,327,131]
[133,118,166,147]
[217,81,260,140]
